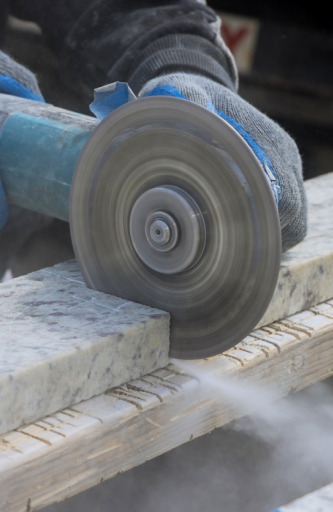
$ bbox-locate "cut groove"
[224,354,244,367]
[68,408,103,424]
[126,383,163,403]
[17,430,52,447]
[108,392,143,411]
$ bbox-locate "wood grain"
[1,301,333,512]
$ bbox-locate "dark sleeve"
[0,2,9,46]
[7,1,237,101]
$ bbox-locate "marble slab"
[259,172,333,327]
[0,260,169,435]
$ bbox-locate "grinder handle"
[0,94,98,221]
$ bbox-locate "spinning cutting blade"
[69,97,281,359]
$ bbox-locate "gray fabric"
[140,73,307,252]
[128,34,236,94]
[0,50,43,100]
[0,205,52,279]
[63,0,237,102]
[1,2,238,104]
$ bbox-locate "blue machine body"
[0,94,98,221]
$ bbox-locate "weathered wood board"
[1,300,333,512]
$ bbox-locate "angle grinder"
[0,90,281,359]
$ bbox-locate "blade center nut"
[145,211,179,253]
[130,186,206,273]
[149,219,171,245]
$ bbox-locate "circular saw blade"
[69,97,281,359]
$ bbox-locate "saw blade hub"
[148,217,172,246]
[129,185,206,274]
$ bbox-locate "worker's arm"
[6,1,237,99]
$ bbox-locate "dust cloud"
[45,363,333,512]
[174,358,333,487]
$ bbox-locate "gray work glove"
[139,73,307,253]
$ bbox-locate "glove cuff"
[0,51,44,101]
[127,34,237,95]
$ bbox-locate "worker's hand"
[0,51,44,228]
[139,73,307,253]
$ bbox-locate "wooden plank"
[1,299,333,512]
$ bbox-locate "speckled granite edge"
[258,173,333,327]
[258,252,333,328]
[0,261,170,435]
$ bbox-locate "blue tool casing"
[0,94,98,221]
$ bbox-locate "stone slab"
[259,172,333,327]
[0,260,169,435]
[1,172,332,437]
[1,297,333,512]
